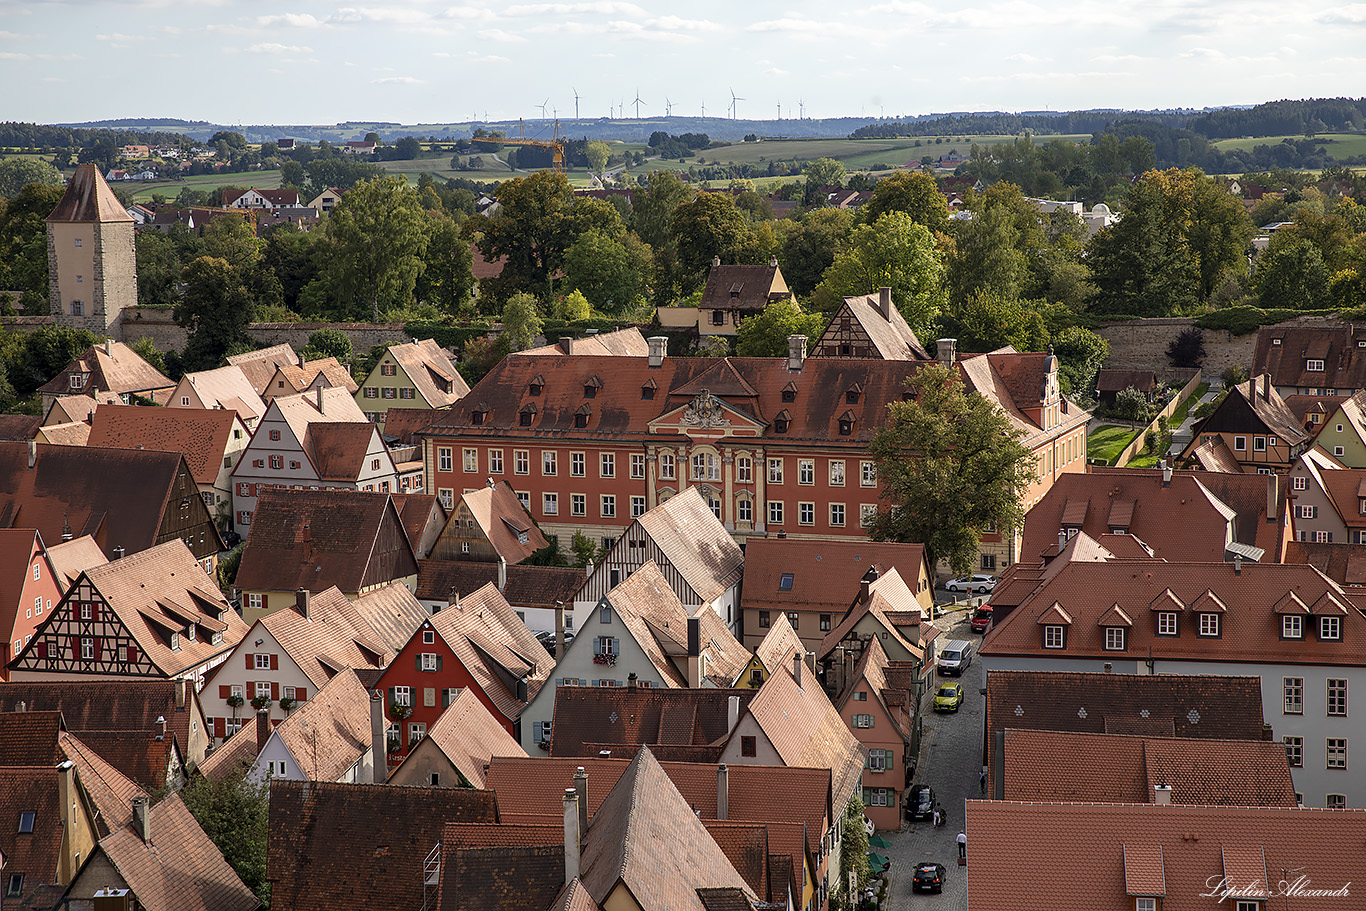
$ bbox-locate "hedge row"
[1194,306,1338,335]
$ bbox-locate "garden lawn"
[1168,382,1209,428]
[1088,424,1141,466]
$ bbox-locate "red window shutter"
[90,602,99,621]
[37,642,46,659]
[245,652,254,669]
[215,718,225,738]
[94,639,102,660]
[219,685,231,700]
[127,646,138,663]
[270,653,278,670]
[270,681,279,700]
[295,687,307,702]
[69,636,78,659]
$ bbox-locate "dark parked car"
[907,784,936,820]
[912,862,946,893]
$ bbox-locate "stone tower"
[45,163,137,335]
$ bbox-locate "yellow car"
[934,683,964,712]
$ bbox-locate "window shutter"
[416,653,423,671]
[436,655,443,670]
[245,652,253,669]
[215,718,224,738]
[613,637,619,655]
[295,687,306,701]
[36,642,46,659]
[388,687,396,705]
[90,603,99,621]
[220,685,231,700]
[94,639,101,660]
[69,636,78,659]
[533,721,543,742]
[271,681,279,700]
[270,653,278,670]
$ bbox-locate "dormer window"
[641,379,657,400]
[1043,625,1065,648]
[838,410,856,436]
[575,404,591,429]
[846,387,861,404]
[186,624,196,641]
[1272,337,1282,346]
[1320,616,1342,641]
[774,410,790,434]
[1156,612,1178,636]
[779,573,794,591]
[70,374,86,389]
[1283,615,1303,639]
[471,402,489,425]
[584,376,602,399]
[1307,359,1325,372]
[519,403,536,427]
[1103,627,1126,650]
[781,382,797,404]
[1198,613,1220,637]
[170,631,180,651]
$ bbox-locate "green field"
[126,171,282,202]
[1212,132,1366,159]
[1087,424,1141,466]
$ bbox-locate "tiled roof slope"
[518,327,651,357]
[0,710,65,765]
[269,670,372,781]
[1000,729,1296,806]
[549,686,756,759]
[57,730,147,834]
[350,581,430,652]
[819,292,929,360]
[980,560,1366,665]
[0,766,77,911]
[1017,468,1286,564]
[46,163,131,223]
[0,413,41,440]
[1313,467,1366,527]
[455,481,547,564]
[417,559,585,609]
[966,801,1366,911]
[752,614,803,677]
[87,405,237,485]
[69,729,178,793]
[176,365,267,423]
[0,443,225,559]
[437,843,567,911]
[196,720,259,783]
[1253,324,1366,390]
[634,487,744,605]
[431,582,552,720]
[43,394,112,427]
[391,492,442,554]
[38,342,174,398]
[818,566,925,660]
[1095,369,1157,393]
[699,263,788,313]
[92,793,260,911]
[387,339,470,406]
[741,538,926,614]
[227,344,297,395]
[271,357,359,396]
[1284,540,1366,587]
[267,780,498,911]
[251,588,391,692]
[408,686,527,787]
[37,421,91,446]
[375,406,443,443]
[234,489,417,594]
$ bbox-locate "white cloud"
[246,42,314,53]
[468,52,510,63]
[504,1,647,15]
[1319,3,1366,24]
[372,75,427,84]
[257,13,325,28]
[477,28,527,41]
[331,7,432,25]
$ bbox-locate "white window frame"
[463,448,478,472]
[798,501,815,525]
[798,459,815,485]
[768,459,783,484]
[393,685,411,706]
[1284,736,1303,767]
[659,452,675,479]
[543,493,559,516]
[542,450,557,476]
[1283,615,1303,639]
[1199,613,1220,637]
[737,457,753,483]
[1104,627,1126,650]
[829,503,845,527]
[768,501,784,525]
[1321,616,1342,640]
[829,460,845,486]
[630,453,645,479]
[570,452,586,477]
[437,447,453,473]
[1328,678,1347,716]
[421,653,438,671]
[1284,676,1304,714]
[1043,625,1064,649]
[631,496,646,517]
[601,495,616,518]
[489,449,503,473]
[861,460,877,487]
[570,493,586,517]
[255,653,271,670]
[1327,737,1347,769]
[514,450,529,475]
[600,452,616,478]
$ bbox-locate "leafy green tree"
[1051,326,1110,399]
[950,204,1028,305]
[305,328,352,361]
[1256,238,1332,310]
[180,765,270,906]
[262,225,320,312]
[416,215,475,315]
[1166,327,1206,369]
[779,207,854,297]
[859,170,949,234]
[1111,386,1151,421]
[584,141,611,175]
[633,170,694,250]
[811,211,947,337]
[303,157,385,196]
[940,290,1051,354]
[9,325,99,395]
[556,290,591,320]
[571,531,601,568]
[838,794,872,903]
[735,299,826,357]
[202,214,261,271]
[128,336,169,377]
[663,191,756,292]
[318,175,431,320]
[0,157,62,199]
[562,229,651,313]
[804,157,846,204]
[176,256,255,372]
[0,183,64,305]
[134,231,183,309]
[501,292,543,352]
[279,160,305,189]
[867,363,1034,574]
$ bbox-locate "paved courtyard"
[878,607,984,911]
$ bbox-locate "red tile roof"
[1253,324,1366,391]
[226,345,298,396]
[446,481,547,564]
[397,686,527,788]
[87,405,239,486]
[549,686,757,760]
[698,263,790,314]
[1095,369,1158,394]
[47,163,132,223]
[1284,540,1366,587]
[416,560,585,610]
[38,342,174,399]
[740,539,926,614]
[0,413,42,441]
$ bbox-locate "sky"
[2,0,1364,127]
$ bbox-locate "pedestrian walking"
[957,831,967,859]
[932,806,942,827]
[979,767,987,794]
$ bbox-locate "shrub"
[1166,327,1206,368]
[1112,387,1151,422]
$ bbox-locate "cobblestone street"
[880,606,983,911]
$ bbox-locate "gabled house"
[33,420,90,447]
[169,364,268,430]
[42,393,117,427]
[734,612,803,688]
[266,780,499,911]
[1094,368,1158,408]
[809,288,929,361]
[249,669,379,785]
[1286,448,1365,543]
[695,256,792,336]
[63,794,259,911]
[429,480,547,562]
[374,582,551,763]
[818,566,931,684]
[355,339,469,429]
[0,442,226,570]
[201,583,426,740]
[387,685,527,788]
[521,561,752,754]
[0,529,62,679]
[415,560,585,633]
[1180,374,1310,473]
[1310,389,1366,466]
[573,488,744,633]
[229,387,401,527]
[226,344,298,397]
[52,727,147,835]
[8,540,249,690]
[86,405,251,525]
[262,357,358,403]
[740,538,933,654]
[37,340,175,410]
[44,536,108,590]
[1253,324,1366,396]
[516,327,651,358]
[547,684,757,762]
[392,492,446,560]
[224,187,301,212]
[308,188,342,213]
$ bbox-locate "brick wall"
[1096,315,1356,381]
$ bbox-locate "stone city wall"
[1095,315,1355,381]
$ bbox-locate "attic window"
[779,573,794,591]
[528,376,544,396]
[575,404,591,429]
[838,410,856,436]
[774,410,791,434]
[471,402,490,425]
[1272,338,1282,346]
[584,376,603,399]
[1307,359,1325,372]
[846,385,862,404]
[641,378,657,401]
[18,811,35,834]
[781,382,798,403]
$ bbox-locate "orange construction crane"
[472,119,565,173]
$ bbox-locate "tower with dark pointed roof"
[45,163,136,335]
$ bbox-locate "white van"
[938,639,973,676]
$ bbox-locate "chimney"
[130,793,150,843]
[27,438,39,470]
[1161,460,1172,488]
[297,352,305,368]
[175,678,187,711]
[296,588,310,620]
[860,565,879,603]
[255,708,271,751]
[370,692,387,783]
[559,337,574,355]
[113,546,125,560]
[1152,783,1173,805]
[104,338,114,356]
[516,676,528,702]
[1262,374,1270,402]
[717,763,729,820]
[792,651,802,688]
[937,338,957,367]
[498,556,507,592]
[769,255,778,267]
[156,714,166,740]
[686,617,702,688]
[447,588,460,610]
[647,336,667,368]
[1267,474,1279,523]
[555,602,566,662]
[878,286,892,321]
[1234,553,1243,576]
[627,672,637,691]
[727,695,740,732]
[711,255,721,268]
[573,767,588,838]
[563,789,581,884]
[1057,529,1067,550]
[316,385,325,412]
[787,335,807,372]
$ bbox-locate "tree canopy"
[812,211,946,337]
[735,299,827,357]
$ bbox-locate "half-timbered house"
[809,288,929,360]
[0,529,63,680]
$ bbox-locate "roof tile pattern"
[405,686,527,787]
[88,405,238,485]
[549,687,756,759]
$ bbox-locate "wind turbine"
[729,88,744,120]
[665,97,672,118]
[572,87,580,120]
[700,99,706,117]
[632,90,645,120]
[536,98,549,119]
[777,101,781,119]
[799,98,805,120]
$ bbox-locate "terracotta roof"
[92,793,260,911]
[0,442,225,560]
[752,614,803,679]
[818,566,925,660]
[1018,468,1285,565]
[0,528,43,639]
[425,583,552,721]
[350,581,430,652]
[549,686,756,760]
[175,366,267,424]
[196,721,259,783]
[981,559,1366,666]
[741,539,926,614]
[246,588,396,692]
[1185,376,1310,455]
[0,413,41,440]
[984,670,1268,784]
[227,344,298,395]
[1283,393,1341,434]
[383,339,470,407]
[0,765,87,911]
[12,540,247,679]
[256,388,373,473]
[957,348,1091,447]
[1253,324,1366,390]
[449,481,547,564]
[43,394,113,426]
[632,487,744,606]
[390,492,443,554]
[305,422,385,481]
[518,328,651,358]
[36,420,92,446]
[267,670,372,781]
[44,535,108,588]
[376,406,443,443]
[815,292,928,360]
[38,342,175,398]
[267,358,358,398]
[267,780,498,911]
[0,709,65,765]
[46,163,132,223]
[966,801,1366,911]
[1312,467,1366,527]
[436,842,566,911]
[57,730,147,834]
[87,405,239,486]
[234,489,418,595]
[1095,369,1157,393]
[396,686,527,788]
[1000,729,1296,806]
[1284,540,1366,587]
[833,636,914,742]
[416,559,584,610]
[698,262,789,313]
[59,728,179,793]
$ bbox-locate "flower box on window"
[592,653,616,666]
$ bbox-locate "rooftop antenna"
[632,90,645,120]
[572,87,580,120]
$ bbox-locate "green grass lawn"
[1212,132,1366,159]
[127,170,283,202]
[1127,451,1162,469]
[1088,424,1142,466]
[1168,382,1209,427]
